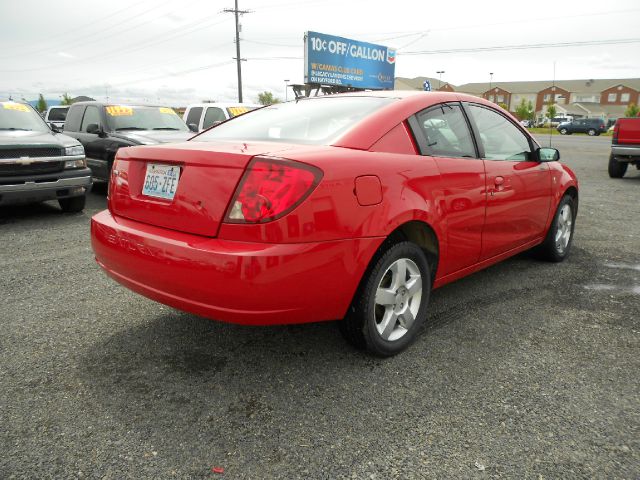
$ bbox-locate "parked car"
[608,117,640,178]
[183,102,261,132]
[520,119,531,128]
[43,105,69,130]
[557,118,606,136]
[0,100,91,211]
[91,91,578,357]
[63,102,194,181]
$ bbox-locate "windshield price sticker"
[106,106,134,116]
[2,102,30,112]
[159,107,176,115]
[227,107,249,117]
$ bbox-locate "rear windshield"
[193,96,395,145]
[105,106,188,132]
[0,102,50,132]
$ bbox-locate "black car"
[0,100,91,212]
[63,102,195,181]
[557,118,607,136]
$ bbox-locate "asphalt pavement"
[1,135,638,479]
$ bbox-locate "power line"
[0,0,180,60]
[4,15,231,73]
[400,38,640,55]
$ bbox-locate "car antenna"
[549,61,556,148]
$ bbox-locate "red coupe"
[91,91,578,356]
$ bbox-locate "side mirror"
[50,124,62,133]
[187,123,199,132]
[537,147,560,162]
[86,123,106,137]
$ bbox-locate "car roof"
[186,102,261,109]
[70,101,174,108]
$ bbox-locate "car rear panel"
[110,141,292,237]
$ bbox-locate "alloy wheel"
[373,258,423,341]
[555,204,573,254]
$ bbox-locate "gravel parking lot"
[1,135,638,479]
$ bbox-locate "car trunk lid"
[109,141,293,237]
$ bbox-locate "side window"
[63,105,85,132]
[185,107,203,127]
[202,107,225,129]
[415,103,476,158]
[467,104,532,161]
[81,106,101,133]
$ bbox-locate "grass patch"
[527,127,612,136]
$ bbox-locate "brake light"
[225,156,322,223]
[613,122,619,143]
[107,160,118,213]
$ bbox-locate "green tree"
[36,93,47,113]
[498,102,508,110]
[257,91,281,106]
[526,100,535,121]
[546,102,557,121]
[515,98,534,121]
[625,102,640,117]
[60,93,73,105]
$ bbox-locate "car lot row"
[0,99,259,210]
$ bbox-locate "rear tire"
[608,154,628,178]
[59,195,86,213]
[536,194,576,262]
[587,129,596,136]
[340,241,431,357]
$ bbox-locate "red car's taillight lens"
[107,160,118,213]
[224,156,322,223]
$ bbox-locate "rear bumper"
[612,145,640,159]
[0,169,92,206]
[91,210,384,325]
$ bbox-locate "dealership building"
[395,77,640,121]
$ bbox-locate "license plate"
[142,163,180,200]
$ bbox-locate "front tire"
[559,128,568,135]
[340,242,431,357]
[608,154,628,178]
[59,195,86,213]
[536,194,576,262]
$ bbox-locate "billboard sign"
[304,31,396,90]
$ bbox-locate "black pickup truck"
[63,102,195,181]
[0,101,91,212]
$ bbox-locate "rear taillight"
[613,122,619,143]
[224,156,322,224]
[107,160,118,213]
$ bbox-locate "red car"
[91,91,578,356]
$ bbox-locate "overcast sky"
[1,0,639,105]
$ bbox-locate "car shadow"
[0,201,65,224]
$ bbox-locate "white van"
[183,103,261,132]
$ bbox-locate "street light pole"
[489,72,494,96]
[284,79,290,102]
[436,71,445,89]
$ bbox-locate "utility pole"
[224,0,250,103]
